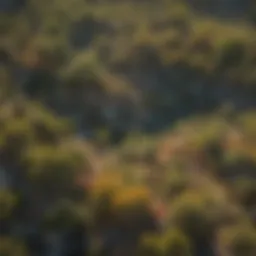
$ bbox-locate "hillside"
[1,96,256,256]
[1,1,256,256]
[1,0,256,137]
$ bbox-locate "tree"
[43,199,86,231]
[137,228,192,256]
[162,229,192,256]
[111,186,155,230]
[232,178,256,209]
[0,189,17,220]
[0,237,28,256]
[218,40,246,70]
[218,225,256,256]
[90,172,123,229]
[137,233,162,256]
[169,192,218,241]
[164,170,190,199]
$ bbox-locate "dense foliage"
[1,0,256,256]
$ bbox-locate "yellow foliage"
[91,171,123,200]
[112,186,151,211]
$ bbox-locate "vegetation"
[1,0,256,256]
[218,225,256,256]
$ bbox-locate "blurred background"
[0,0,256,255]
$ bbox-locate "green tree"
[218,40,246,70]
[232,178,256,209]
[162,229,192,256]
[0,190,17,220]
[219,225,256,256]
[164,170,190,199]
[43,199,87,231]
[0,237,28,256]
[137,233,162,256]
[169,192,217,241]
